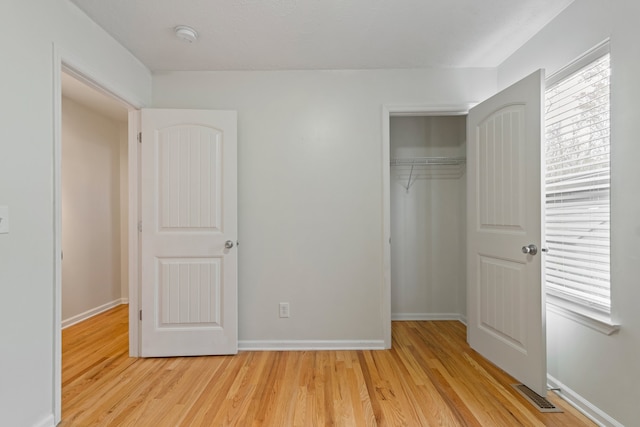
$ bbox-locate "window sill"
[546,295,620,335]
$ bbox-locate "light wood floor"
[62,305,595,426]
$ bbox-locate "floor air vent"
[511,384,563,413]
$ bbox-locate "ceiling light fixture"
[174,25,198,43]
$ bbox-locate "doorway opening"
[54,61,140,423]
[381,105,470,348]
[389,115,467,324]
[384,73,548,402]
[60,71,130,329]
[60,71,131,418]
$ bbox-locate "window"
[544,43,612,323]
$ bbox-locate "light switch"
[0,206,8,234]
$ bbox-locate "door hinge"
[138,221,142,233]
[137,132,142,143]
[139,310,142,321]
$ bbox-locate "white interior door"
[140,109,237,357]
[467,70,546,396]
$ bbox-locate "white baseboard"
[391,313,464,322]
[547,374,623,427]
[239,315,468,350]
[32,414,55,427]
[239,340,386,351]
[62,298,128,329]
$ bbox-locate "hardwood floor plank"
[61,305,597,426]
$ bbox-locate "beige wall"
[61,96,125,323]
[119,122,129,301]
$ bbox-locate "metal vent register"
[511,384,563,413]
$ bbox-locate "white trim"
[52,45,63,426]
[128,110,141,358]
[56,49,146,110]
[547,374,623,427]
[546,39,610,88]
[61,300,128,329]
[547,297,619,335]
[32,414,55,427]
[386,104,472,117]
[391,313,465,321]
[381,103,473,351]
[52,44,144,425]
[239,340,386,351]
[381,106,392,349]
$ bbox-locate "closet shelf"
[391,157,466,192]
[390,157,466,166]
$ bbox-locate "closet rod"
[390,156,466,166]
[391,156,466,192]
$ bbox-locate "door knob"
[521,244,538,255]
[225,240,234,249]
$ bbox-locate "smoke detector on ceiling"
[174,25,198,43]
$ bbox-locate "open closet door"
[467,70,546,396]
[140,109,238,357]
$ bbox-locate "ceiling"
[69,0,574,72]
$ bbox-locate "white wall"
[498,1,639,425]
[153,69,495,344]
[390,116,466,319]
[0,0,150,425]
[61,96,124,323]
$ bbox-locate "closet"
[390,115,467,321]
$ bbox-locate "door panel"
[478,106,525,231]
[479,256,526,350]
[467,70,546,396]
[141,109,237,357]
[158,257,221,325]
[157,125,222,231]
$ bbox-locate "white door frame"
[381,104,473,348]
[52,45,144,423]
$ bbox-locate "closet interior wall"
[390,115,467,321]
[61,95,128,326]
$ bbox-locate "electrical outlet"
[279,302,290,318]
[0,206,8,234]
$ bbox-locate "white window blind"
[545,49,611,314]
